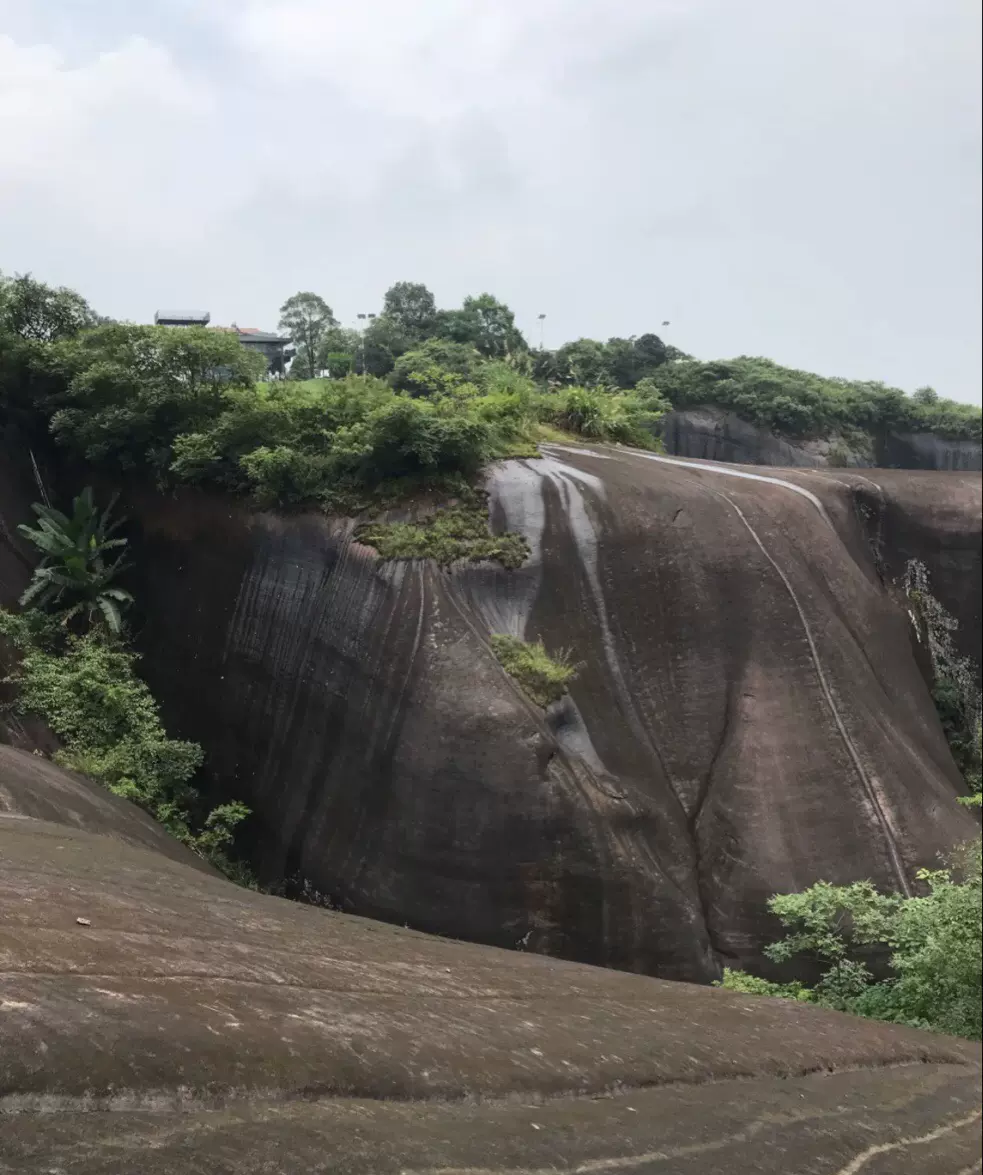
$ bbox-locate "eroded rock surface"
[107,448,980,983]
[1,753,980,1174]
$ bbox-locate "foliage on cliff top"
[489,634,580,707]
[718,838,982,1041]
[3,275,979,508]
[650,356,981,441]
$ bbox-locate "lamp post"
[537,313,546,351]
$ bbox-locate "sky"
[1,1,980,402]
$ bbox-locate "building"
[227,326,294,375]
[152,310,293,375]
[154,310,210,327]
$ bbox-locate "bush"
[489,634,580,706]
[356,502,529,569]
[903,560,982,797]
[718,839,982,1041]
[650,357,981,441]
[538,386,658,446]
[0,609,250,876]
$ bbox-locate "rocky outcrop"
[1,444,978,984]
[114,449,979,983]
[662,406,982,471]
[2,749,980,1174]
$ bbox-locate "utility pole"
[537,313,546,351]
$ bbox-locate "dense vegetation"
[652,357,980,442]
[2,274,978,529]
[903,560,982,796]
[719,839,982,1041]
[0,492,251,880]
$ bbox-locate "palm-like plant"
[17,488,133,634]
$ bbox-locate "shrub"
[356,502,529,569]
[489,634,580,706]
[651,356,981,441]
[538,386,657,447]
[718,840,982,1041]
[903,559,982,797]
[0,609,250,876]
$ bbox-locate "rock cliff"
[1,443,979,983]
[2,747,980,1174]
[663,406,982,471]
[121,448,980,982]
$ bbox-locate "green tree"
[390,339,486,394]
[17,488,133,634]
[0,272,97,343]
[555,338,608,386]
[436,294,526,359]
[278,292,338,380]
[381,281,438,341]
[48,324,265,474]
[361,314,414,375]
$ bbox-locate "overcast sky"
[1,1,980,401]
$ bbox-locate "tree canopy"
[278,292,337,380]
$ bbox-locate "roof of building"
[237,330,291,344]
[212,326,290,344]
[154,310,210,325]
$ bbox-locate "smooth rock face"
[1,446,979,982]
[1,756,980,1175]
[107,448,980,983]
[663,406,983,471]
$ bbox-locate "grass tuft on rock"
[489,634,580,707]
[356,503,529,569]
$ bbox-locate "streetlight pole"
[537,313,546,351]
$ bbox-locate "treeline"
[1,271,979,515]
[0,273,665,508]
[279,282,979,442]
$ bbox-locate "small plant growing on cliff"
[489,634,580,707]
[17,487,133,634]
[356,502,529,569]
[902,559,982,798]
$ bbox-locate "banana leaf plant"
[17,487,133,634]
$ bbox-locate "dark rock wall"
[1,441,978,983]
[663,407,982,471]
[124,449,978,982]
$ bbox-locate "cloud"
[0,2,979,399]
[0,34,223,244]
[225,0,693,120]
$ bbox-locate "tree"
[48,324,266,474]
[381,281,437,342]
[390,339,485,394]
[912,386,940,406]
[278,292,338,380]
[0,272,97,343]
[633,332,668,375]
[17,487,133,634]
[362,315,415,375]
[555,338,608,386]
[435,294,526,359]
